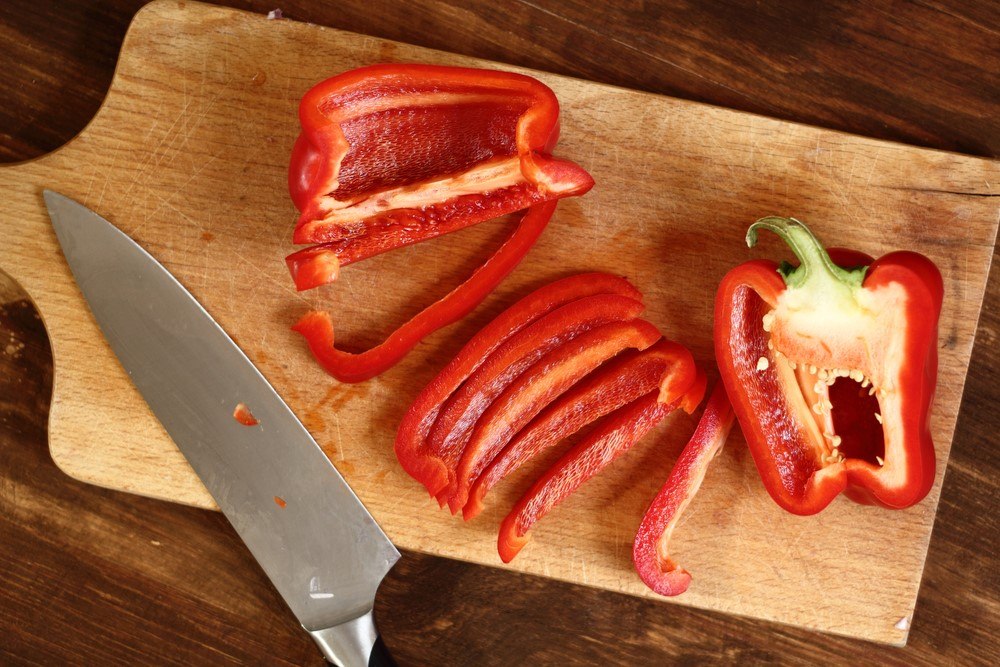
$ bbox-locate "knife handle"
[366,634,396,667]
[311,611,396,667]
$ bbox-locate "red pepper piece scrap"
[394,273,643,497]
[498,391,679,563]
[715,217,941,514]
[233,403,259,426]
[426,293,646,505]
[288,64,594,291]
[447,318,663,513]
[465,340,702,520]
[632,383,734,596]
[293,202,555,383]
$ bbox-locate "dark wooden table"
[1,1,997,664]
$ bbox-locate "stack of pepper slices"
[286,65,943,597]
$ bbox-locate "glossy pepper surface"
[394,273,643,497]
[633,383,733,596]
[426,293,647,504]
[466,340,702,520]
[287,64,594,290]
[447,318,663,512]
[292,202,555,383]
[715,217,942,515]
[498,392,679,563]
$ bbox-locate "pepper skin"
[497,391,679,563]
[425,293,647,506]
[293,202,555,383]
[447,318,663,512]
[465,340,702,520]
[632,383,734,596]
[288,64,594,290]
[394,273,644,497]
[715,217,942,515]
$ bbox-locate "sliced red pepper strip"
[293,202,556,383]
[395,273,643,496]
[632,383,734,596]
[426,293,646,502]
[447,318,663,512]
[715,217,942,514]
[286,245,341,292]
[285,188,551,291]
[465,339,702,520]
[288,64,594,289]
[498,391,677,563]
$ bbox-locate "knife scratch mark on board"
[120,93,220,212]
[129,102,192,193]
[156,198,314,308]
[144,156,218,223]
[332,411,344,461]
[94,137,129,214]
[864,146,884,190]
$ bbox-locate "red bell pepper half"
[395,273,643,497]
[465,340,702,520]
[288,64,594,290]
[293,202,560,383]
[632,382,734,596]
[715,217,942,515]
[498,391,682,563]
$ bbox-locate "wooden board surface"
[0,0,996,645]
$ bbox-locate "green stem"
[746,217,866,290]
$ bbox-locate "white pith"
[309,155,527,229]
[757,281,910,477]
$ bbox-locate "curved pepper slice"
[395,273,643,496]
[447,319,663,512]
[426,293,646,504]
[464,340,702,520]
[288,64,594,289]
[293,202,555,383]
[632,383,734,596]
[715,217,942,515]
[498,391,678,563]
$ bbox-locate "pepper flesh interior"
[762,282,910,472]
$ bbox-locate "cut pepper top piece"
[289,64,594,251]
[715,217,942,515]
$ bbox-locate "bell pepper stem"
[746,216,866,290]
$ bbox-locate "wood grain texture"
[1,0,998,664]
[2,0,996,644]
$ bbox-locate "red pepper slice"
[426,293,646,504]
[632,383,734,596]
[715,217,942,514]
[232,403,259,426]
[465,340,703,520]
[447,319,663,512]
[285,189,550,292]
[288,64,594,289]
[286,245,342,292]
[395,273,643,496]
[293,202,555,383]
[498,391,678,563]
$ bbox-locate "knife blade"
[44,190,400,667]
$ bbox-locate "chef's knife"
[44,190,400,667]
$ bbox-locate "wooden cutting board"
[0,0,996,645]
